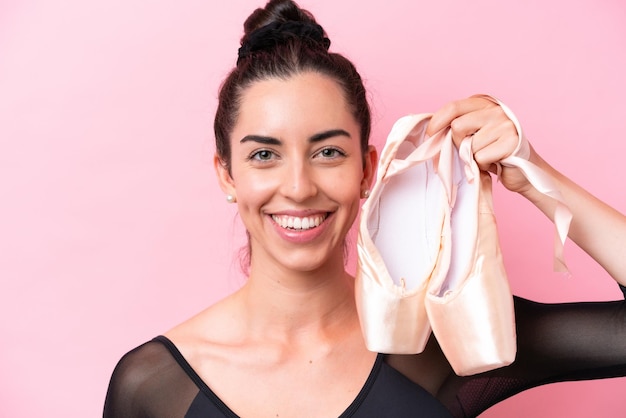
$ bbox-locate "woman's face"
[216,72,376,274]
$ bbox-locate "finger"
[470,116,516,152]
[448,106,504,149]
[472,128,520,171]
[472,118,519,153]
[426,96,494,137]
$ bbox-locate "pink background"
[1,0,625,416]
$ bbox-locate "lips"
[271,213,328,230]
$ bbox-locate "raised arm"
[517,150,626,286]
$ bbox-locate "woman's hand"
[425,95,539,197]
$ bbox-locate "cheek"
[337,163,365,190]
[235,178,274,207]
[325,167,363,204]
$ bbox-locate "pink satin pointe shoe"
[355,113,452,354]
[424,96,572,375]
[424,135,516,376]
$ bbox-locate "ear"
[361,145,378,191]
[213,154,236,198]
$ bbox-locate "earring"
[361,189,370,199]
[226,194,236,203]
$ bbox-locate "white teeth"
[272,214,327,230]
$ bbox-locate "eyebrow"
[239,129,351,145]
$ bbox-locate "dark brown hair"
[214,0,371,172]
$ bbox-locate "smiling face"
[215,72,376,275]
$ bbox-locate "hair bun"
[238,20,330,64]
[237,0,329,64]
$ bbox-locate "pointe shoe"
[424,95,572,375]
[355,113,452,354]
[425,135,516,376]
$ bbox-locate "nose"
[280,160,318,202]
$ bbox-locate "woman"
[103,0,626,416]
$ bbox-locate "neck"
[236,257,357,343]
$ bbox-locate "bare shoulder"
[164,292,243,353]
[164,295,240,338]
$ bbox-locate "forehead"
[234,72,357,139]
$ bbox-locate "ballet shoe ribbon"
[473,94,572,273]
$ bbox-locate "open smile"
[271,213,329,230]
